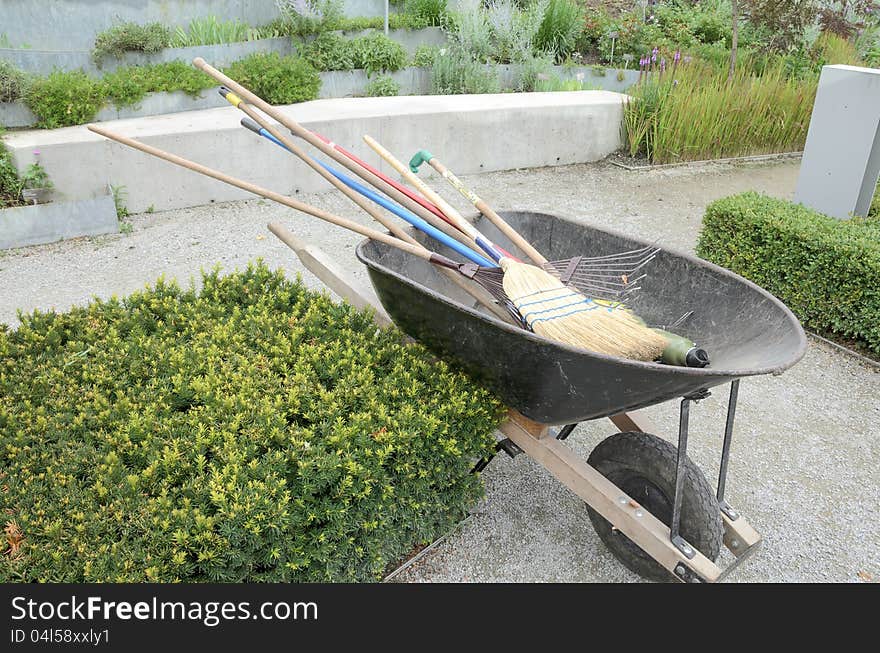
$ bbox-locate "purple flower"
[652,47,659,56]
[651,52,657,63]
[674,50,681,63]
[33,150,40,157]
[661,58,666,71]
[673,79,679,86]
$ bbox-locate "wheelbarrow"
[275,210,807,582]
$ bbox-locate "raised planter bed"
[1,28,445,76]
[0,194,118,250]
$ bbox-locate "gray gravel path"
[1,158,877,582]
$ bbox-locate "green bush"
[171,16,256,47]
[404,0,448,27]
[0,130,23,208]
[301,32,356,71]
[432,47,500,94]
[276,0,344,36]
[697,192,880,355]
[351,33,408,76]
[411,44,440,67]
[534,0,583,62]
[224,53,321,104]
[102,61,217,108]
[0,60,28,103]
[92,22,171,65]
[24,70,105,129]
[0,264,502,582]
[365,74,400,96]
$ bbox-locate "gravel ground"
[1,158,877,582]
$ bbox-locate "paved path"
[2,158,877,582]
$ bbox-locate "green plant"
[623,57,815,163]
[404,0,448,27]
[365,74,401,96]
[0,130,24,208]
[275,0,344,36]
[351,33,408,76]
[300,32,356,71]
[24,70,105,129]
[224,53,321,104]
[110,184,129,219]
[101,62,216,108]
[146,204,155,214]
[447,0,495,62]
[743,0,819,52]
[534,0,583,62]
[486,0,545,64]
[20,154,52,191]
[697,192,880,356]
[0,264,502,581]
[616,69,626,81]
[92,22,171,64]
[171,16,252,47]
[432,46,501,94]
[411,44,441,67]
[0,60,28,103]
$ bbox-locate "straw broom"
[362,136,667,361]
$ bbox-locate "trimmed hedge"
[697,192,880,355]
[0,264,503,582]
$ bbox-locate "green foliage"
[171,16,256,47]
[0,264,502,581]
[446,0,494,62]
[301,32,356,71]
[365,74,401,96]
[743,0,818,52]
[432,47,501,94]
[110,184,129,219]
[403,0,448,27]
[24,70,105,129]
[697,193,880,355]
[351,33,408,76]
[0,131,24,208]
[534,0,583,62]
[224,53,321,104]
[411,44,441,67]
[92,22,171,65]
[623,58,815,163]
[101,62,216,108]
[0,60,28,103]
[20,159,52,190]
[276,0,345,36]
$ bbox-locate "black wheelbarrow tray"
[286,210,807,582]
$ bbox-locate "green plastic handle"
[409,149,433,173]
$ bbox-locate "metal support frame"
[669,388,710,559]
[716,380,740,521]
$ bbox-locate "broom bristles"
[500,259,667,361]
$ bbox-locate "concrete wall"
[0,0,386,50]
[1,28,444,75]
[2,92,626,213]
[0,195,118,250]
[794,64,880,219]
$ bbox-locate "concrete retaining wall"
[2,64,636,128]
[1,28,444,76]
[0,0,386,50]
[0,195,119,250]
[2,91,627,213]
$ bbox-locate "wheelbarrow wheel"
[586,431,723,582]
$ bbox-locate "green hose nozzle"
[409,149,433,173]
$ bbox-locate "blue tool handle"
[240,118,496,268]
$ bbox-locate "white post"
[794,64,880,219]
[384,0,389,35]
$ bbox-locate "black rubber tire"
[586,431,723,582]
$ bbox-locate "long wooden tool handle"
[219,88,417,247]
[363,135,483,246]
[426,157,547,265]
[86,124,433,262]
[192,58,474,252]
